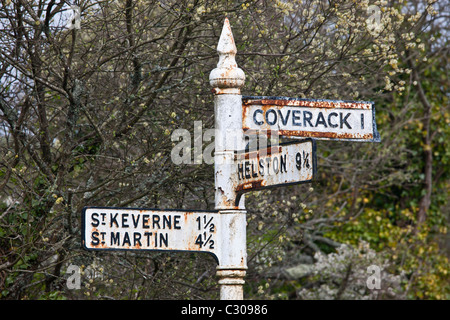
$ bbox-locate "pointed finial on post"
[210,18,245,94]
[210,18,247,300]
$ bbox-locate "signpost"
[81,18,379,301]
[242,96,380,142]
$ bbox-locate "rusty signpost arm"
[210,18,247,300]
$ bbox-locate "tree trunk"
[412,67,433,226]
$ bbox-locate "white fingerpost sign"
[234,139,316,203]
[242,96,380,142]
[82,207,220,262]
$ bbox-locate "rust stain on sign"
[278,130,374,140]
[242,96,380,142]
[235,179,266,193]
[243,97,373,109]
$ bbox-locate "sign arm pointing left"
[82,207,221,264]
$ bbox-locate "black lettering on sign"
[303,111,313,127]
[144,232,152,246]
[278,109,290,126]
[195,233,214,249]
[303,151,310,169]
[273,157,279,174]
[265,109,277,125]
[152,215,160,229]
[174,215,181,229]
[315,112,328,128]
[134,232,142,247]
[328,112,338,128]
[107,231,170,248]
[259,159,265,176]
[236,153,291,181]
[265,158,271,175]
[110,213,119,228]
[250,107,361,132]
[280,154,287,173]
[237,162,244,180]
[253,109,263,125]
[340,112,352,129]
[296,152,301,170]
[91,213,99,227]
[142,214,150,228]
[163,215,172,229]
[122,213,129,228]
[251,162,258,178]
[111,232,120,246]
[123,232,131,246]
[159,233,168,247]
[292,110,301,126]
[244,161,251,179]
[91,231,100,246]
[132,214,140,228]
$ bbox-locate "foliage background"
[0,0,448,300]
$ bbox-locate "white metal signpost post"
[209,18,247,300]
[81,18,379,301]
